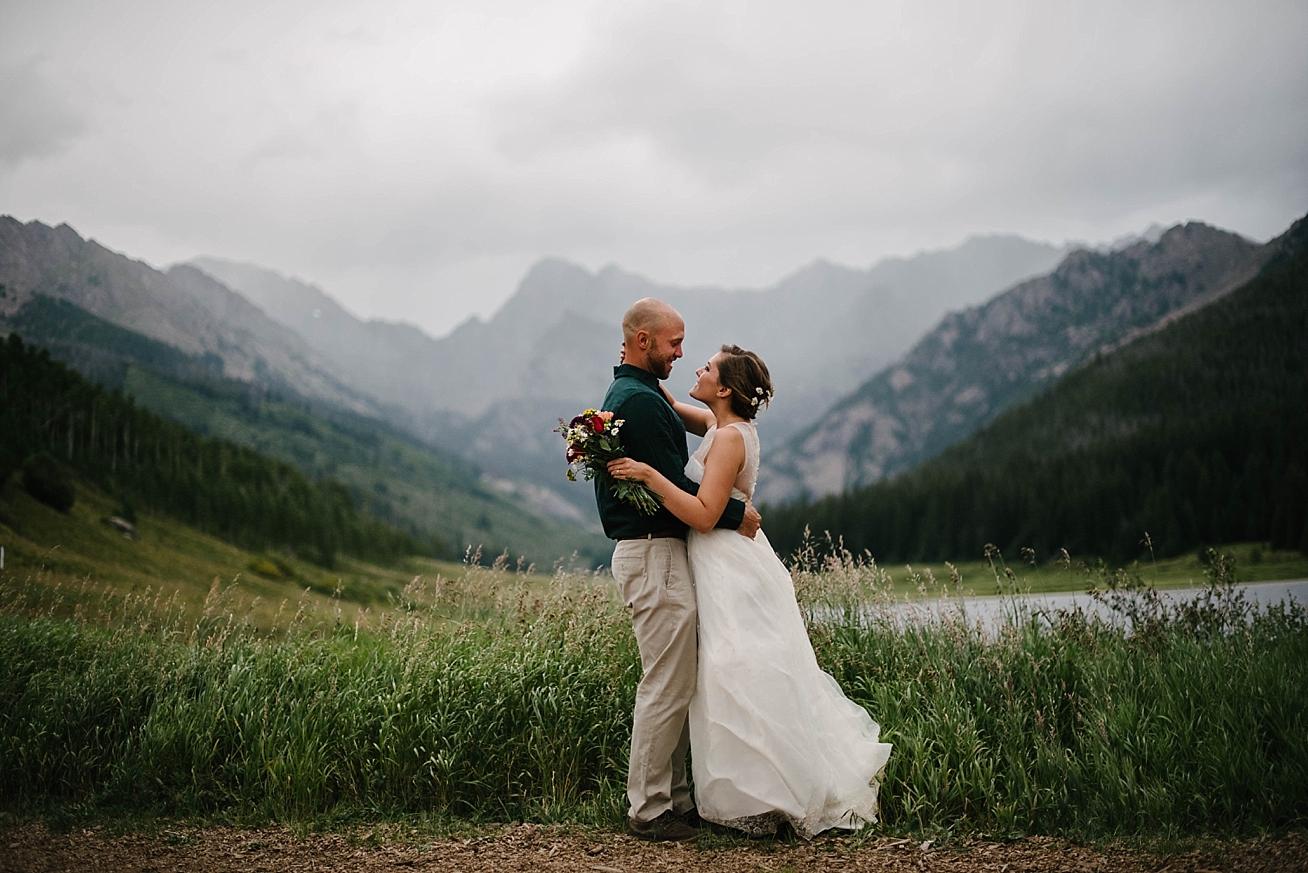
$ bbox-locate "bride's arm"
[659,385,715,437]
[608,426,745,534]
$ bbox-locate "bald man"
[599,297,761,842]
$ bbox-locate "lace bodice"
[684,421,760,501]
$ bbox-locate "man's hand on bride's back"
[738,500,761,539]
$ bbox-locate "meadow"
[7,465,1304,633]
[2,523,1305,841]
[0,473,475,631]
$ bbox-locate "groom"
[598,297,761,842]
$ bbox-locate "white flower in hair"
[756,387,763,394]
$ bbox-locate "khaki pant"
[611,536,698,823]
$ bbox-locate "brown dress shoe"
[628,810,697,842]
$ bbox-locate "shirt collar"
[613,363,661,389]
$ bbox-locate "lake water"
[838,579,1308,632]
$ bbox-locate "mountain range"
[757,222,1274,504]
[193,235,1067,515]
[0,220,381,418]
[763,212,1308,562]
[2,208,1286,559]
[0,217,608,566]
[197,235,1067,428]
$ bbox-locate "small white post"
[1,546,5,570]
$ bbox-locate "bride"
[608,344,892,838]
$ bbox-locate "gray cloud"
[237,100,365,171]
[0,61,88,167]
[0,0,1305,336]
[498,2,1308,220]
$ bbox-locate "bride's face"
[690,352,729,404]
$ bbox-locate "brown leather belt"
[617,529,687,541]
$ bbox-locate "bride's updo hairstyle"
[717,344,773,421]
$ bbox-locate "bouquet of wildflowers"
[556,408,663,515]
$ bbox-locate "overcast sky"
[3,1,1306,337]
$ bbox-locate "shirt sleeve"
[618,391,746,530]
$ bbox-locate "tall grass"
[1,548,1305,838]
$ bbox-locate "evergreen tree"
[0,334,424,564]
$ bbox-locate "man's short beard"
[649,351,675,379]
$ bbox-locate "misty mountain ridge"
[7,211,1249,539]
[0,216,610,563]
[1087,222,1167,254]
[187,257,456,422]
[759,221,1272,504]
[763,211,1308,562]
[196,233,1067,429]
[0,218,385,421]
[194,234,1067,515]
[4,213,1065,536]
[10,215,1060,530]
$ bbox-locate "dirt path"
[2,822,1304,873]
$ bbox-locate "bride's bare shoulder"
[705,422,745,458]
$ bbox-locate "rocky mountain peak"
[0,218,381,417]
[758,221,1271,505]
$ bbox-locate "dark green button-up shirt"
[596,364,747,540]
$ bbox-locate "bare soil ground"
[2,821,1304,873]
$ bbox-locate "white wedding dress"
[685,422,892,838]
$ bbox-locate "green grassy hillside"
[118,366,608,568]
[0,461,592,635]
[0,469,465,631]
[2,335,431,569]
[0,294,610,567]
[765,213,1308,565]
